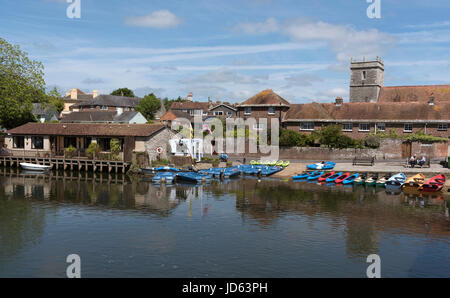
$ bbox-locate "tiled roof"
[239,89,290,106]
[284,102,450,122]
[61,111,116,122]
[170,101,209,112]
[6,123,166,137]
[379,85,450,103]
[160,110,192,121]
[74,95,141,108]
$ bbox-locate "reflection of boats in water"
[19,170,50,176]
[20,163,51,172]
[385,184,403,195]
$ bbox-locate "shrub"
[212,159,220,167]
[365,135,381,148]
[65,145,76,158]
[226,161,233,167]
[86,143,101,159]
[279,129,315,147]
[110,138,121,160]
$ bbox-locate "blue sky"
[1,0,450,103]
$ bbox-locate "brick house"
[236,89,290,131]
[4,123,177,163]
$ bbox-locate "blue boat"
[260,166,282,177]
[176,172,211,183]
[325,171,343,183]
[307,161,336,170]
[240,165,262,175]
[307,171,325,181]
[223,167,241,178]
[385,173,406,187]
[154,166,180,172]
[293,172,311,179]
[152,171,177,183]
[342,173,359,185]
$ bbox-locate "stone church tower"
[349,57,384,103]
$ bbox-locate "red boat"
[419,174,446,192]
[335,172,351,184]
[318,171,335,182]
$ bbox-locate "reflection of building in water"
[226,179,450,258]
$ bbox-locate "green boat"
[282,161,290,167]
[353,174,367,185]
[276,160,284,166]
[376,174,389,187]
[365,174,378,186]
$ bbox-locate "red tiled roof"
[160,110,192,121]
[379,85,450,103]
[284,102,450,122]
[6,123,166,137]
[170,101,209,112]
[239,89,290,106]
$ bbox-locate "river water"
[0,169,449,278]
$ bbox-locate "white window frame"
[342,123,353,132]
[358,123,370,132]
[268,107,275,115]
[244,107,251,115]
[214,111,224,116]
[101,106,108,110]
[437,123,448,131]
[253,123,265,131]
[300,122,314,131]
[376,122,386,132]
[227,111,232,115]
[404,123,413,133]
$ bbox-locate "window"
[268,107,275,115]
[376,123,386,132]
[300,122,314,131]
[404,123,413,132]
[13,136,25,149]
[244,107,251,115]
[253,123,265,131]
[358,123,370,132]
[438,123,448,131]
[90,106,95,109]
[227,112,232,115]
[31,137,44,149]
[125,107,130,111]
[64,137,77,148]
[362,71,367,80]
[101,106,108,110]
[214,111,223,116]
[84,137,92,149]
[342,123,353,131]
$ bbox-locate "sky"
[1,0,450,103]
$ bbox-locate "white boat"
[20,162,52,171]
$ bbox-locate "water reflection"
[0,168,449,277]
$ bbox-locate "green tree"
[314,125,342,148]
[0,38,46,129]
[279,129,315,147]
[110,88,135,97]
[136,93,162,120]
[47,87,64,113]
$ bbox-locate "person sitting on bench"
[418,156,426,167]
[409,155,417,168]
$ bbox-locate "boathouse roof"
[6,123,166,137]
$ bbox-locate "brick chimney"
[92,90,98,98]
[216,100,221,105]
[335,96,343,106]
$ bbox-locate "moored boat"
[419,174,446,192]
[365,174,379,186]
[404,173,425,188]
[342,173,359,185]
[385,173,406,187]
[376,173,390,187]
[325,171,343,183]
[307,161,336,170]
[176,172,211,183]
[293,171,311,180]
[152,171,177,183]
[335,172,351,184]
[318,171,335,182]
[307,171,325,181]
[20,162,51,172]
[353,174,367,185]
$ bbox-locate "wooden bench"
[353,157,375,166]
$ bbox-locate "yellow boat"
[404,173,425,187]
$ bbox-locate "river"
[0,169,449,277]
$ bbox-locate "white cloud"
[284,73,324,88]
[405,21,450,29]
[125,10,182,29]
[235,18,396,62]
[179,69,267,85]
